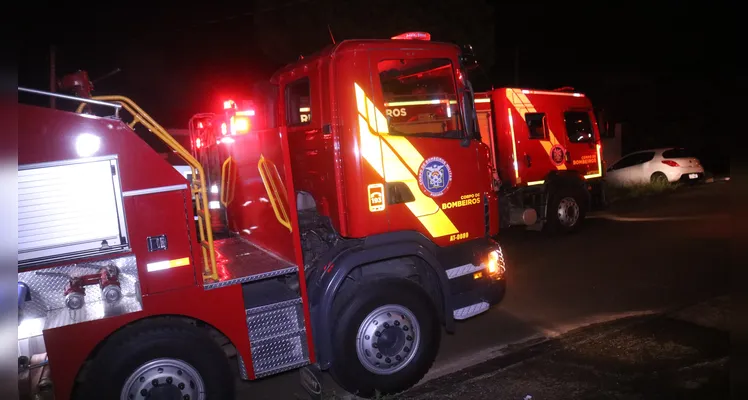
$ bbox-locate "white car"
[605,147,704,186]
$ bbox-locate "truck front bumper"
[442,243,507,321]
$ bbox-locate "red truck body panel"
[17,104,255,399]
[476,88,603,187]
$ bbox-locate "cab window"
[526,113,548,140]
[564,111,594,143]
[378,58,463,139]
[285,78,311,126]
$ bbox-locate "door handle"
[525,154,532,167]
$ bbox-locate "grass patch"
[605,181,681,203]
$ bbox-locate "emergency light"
[391,32,431,41]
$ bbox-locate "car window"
[563,111,594,143]
[662,148,694,158]
[610,152,654,170]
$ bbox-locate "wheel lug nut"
[178,383,185,390]
[406,335,413,341]
[373,343,378,348]
[385,357,391,363]
[394,321,400,326]
[152,379,159,386]
[384,323,390,328]
[396,355,402,361]
[376,353,382,359]
[375,331,381,337]
[404,346,410,352]
[403,325,409,331]
[365,335,370,340]
[139,376,145,383]
[177,370,183,376]
[166,377,173,384]
[140,389,148,396]
[183,395,190,400]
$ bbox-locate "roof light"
[391,32,431,41]
[223,100,236,110]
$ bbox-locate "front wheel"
[330,278,441,398]
[75,319,233,400]
[545,186,587,234]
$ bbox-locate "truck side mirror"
[460,45,479,71]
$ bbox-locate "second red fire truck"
[16,33,506,399]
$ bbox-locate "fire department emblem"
[418,156,452,197]
[550,144,566,166]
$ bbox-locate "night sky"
[19,1,727,174]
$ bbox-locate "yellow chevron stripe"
[354,83,457,237]
[506,89,567,170]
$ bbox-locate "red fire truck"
[17,33,506,399]
[474,88,606,232]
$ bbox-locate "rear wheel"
[329,278,440,398]
[75,319,233,400]
[650,171,669,185]
[545,185,587,234]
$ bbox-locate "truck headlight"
[486,248,505,278]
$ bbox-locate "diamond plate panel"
[238,354,249,380]
[445,263,485,279]
[17,255,142,328]
[246,299,303,342]
[204,236,298,290]
[453,301,490,320]
[251,331,309,377]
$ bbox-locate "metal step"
[241,294,310,378]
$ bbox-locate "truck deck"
[206,236,298,290]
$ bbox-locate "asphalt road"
[236,182,730,399]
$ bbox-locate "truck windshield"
[378,58,463,139]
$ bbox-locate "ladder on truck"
[75,97,219,282]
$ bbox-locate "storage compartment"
[18,157,128,267]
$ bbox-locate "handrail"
[75,95,219,281]
[220,157,235,207]
[19,87,122,113]
[258,155,292,232]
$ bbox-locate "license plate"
[689,173,698,179]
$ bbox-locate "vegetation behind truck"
[16,33,506,399]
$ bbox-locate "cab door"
[365,49,488,246]
[561,109,601,178]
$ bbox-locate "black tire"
[329,278,441,398]
[650,171,669,185]
[74,318,233,400]
[545,185,587,234]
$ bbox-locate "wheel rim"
[121,358,205,400]
[356,304,421,375]
[653,174,668,184]
[557,197,580,227]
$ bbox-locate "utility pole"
[49,46,56,109]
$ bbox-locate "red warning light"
[391,32,431,41]
[195,138,202,149]
[223,100,236,110]
[197,121,204,129]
